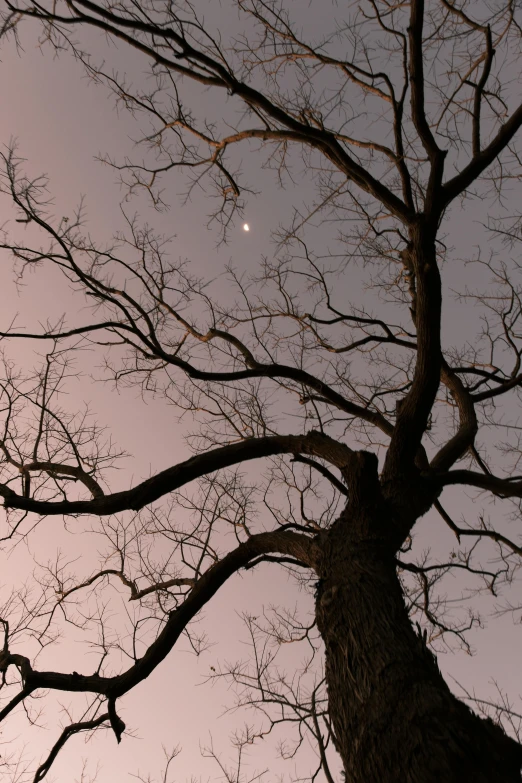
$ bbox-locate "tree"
[1,0,522,780]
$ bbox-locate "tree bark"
[315,455,522,783]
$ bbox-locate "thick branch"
[159,358,393,436]
[439,469,522,499]
[442,102,522,208]
[291,455,349,496]
[384,226,442,474]
[0,432,354,516]
[471,374,522,402]
[430,360,478,471]
[33,714,110,783]
[0,529,319,711]
[408,0,445,211]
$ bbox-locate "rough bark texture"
[315,453,522,783]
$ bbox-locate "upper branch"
[430,360,478,472]
[33,713,110,783]
[4,0,413,222]
[439,469,522,499]
[384,223,442,475]
[441,102,522,208]
[408,0,445,211]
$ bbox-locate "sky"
[0,3,522,782]
[0,18,333,783]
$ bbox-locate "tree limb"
[0,529,319,712]
[0,432,355,516]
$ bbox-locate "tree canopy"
[1,1,522,781]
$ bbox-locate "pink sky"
[0,9,521,783]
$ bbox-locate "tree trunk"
[315,464,522,782]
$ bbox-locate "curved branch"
[438,469,522,499]
[159,358,394,436]
[430,360,478,471]
[433,499,522,558]
[0,529,320,714]
[129,576,196,601]
[442,101,522,208]
[291,455,349,497]
[408,1,441,163]
[384,227,442,474]
[22,460,104,498]
[53,566,195,603]
[33,713,110,783]
[0,431,355,516]
[471,373,522,402]
[4,0,412,222]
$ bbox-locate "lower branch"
[0,529,319,718]
[34,713,110,783]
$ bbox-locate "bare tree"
[1,0,522,781]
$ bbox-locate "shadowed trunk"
[315,456,522,783]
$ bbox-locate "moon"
[243,223,250,232]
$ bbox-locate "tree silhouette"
[1,1,522,781]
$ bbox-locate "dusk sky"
[0,18,329,782]
[0,2,522,781]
